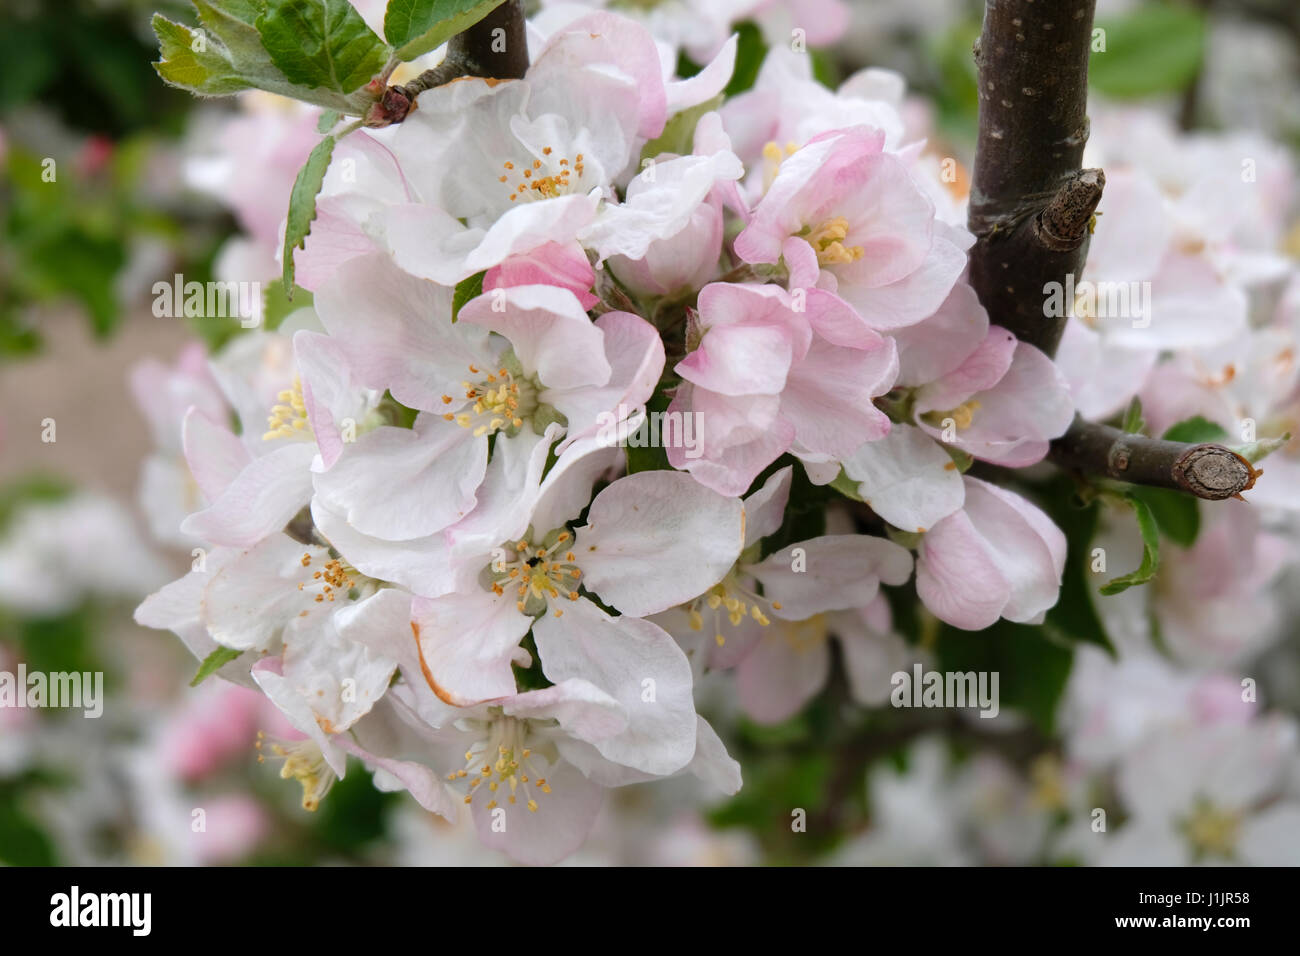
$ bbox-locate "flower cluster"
[131,3,1299,866]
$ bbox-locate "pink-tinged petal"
[576,470,745,617]
[833,600,910,706]
[313,253,491,412]
[695,282,811,354]
[582,151,743,263]
[916,326,1018,414]
[485,241,598,310]
[532,12,667,139]
[836,234,967,330]
[201,535,329,651]
[296,198,380,292]
[936,342,1075,467]
[182,407,250,503]
[782,235,821,292]
[891,283,990,388]
[743,465,794,547]
[465,192,603,275]
[735,127,893,266]
[1055,318,1157,421]
[312,413,486,541]
[459,284,610,390]
[1086,168,1170,283]
[532,597,697,775]
[502,679,628,742]
[180,441,316,547]
[840,424,964,532]
[665,33,737,114]
[471,754,604,865]
[746,534,913,620]
[293,329,366,471]
[782,335,897,457]
[1100,252,1249,351]
[828,150,937,288]
[678,322,794,397]
[610,197,724,298]
[736,622,830,724]
[547,310,665,450]
[410,590,532,706]
[962,478,1064,623]
[800,288,879,350]
[915,512,1011,630]
[384,202,486,285]
[665,385,794,497]
[335,735,458,821]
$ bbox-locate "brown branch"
[1048,417,1259,500]
[967,0,1101,357]
[364,0,529,127]
[965,1,1256,501]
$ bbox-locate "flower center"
[922,399,981,431]
[441,363,539,438]
[1028,755,1067,811]
[777,614,828,654]
[489,531,583,618]
[686,574,782,647]
[256,733,335,811]
[263,376,312,441]
[447,716,551,813]
[1182,799,1241,860]
[761,139,799,193]
[297,551,361,604]
[498,147,586,203]
[804,216,864,266]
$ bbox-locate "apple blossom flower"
[666,281,897,495]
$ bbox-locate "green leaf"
[1162,415,1228,444]
[317,108,342,132]
[384,0,506,61]
[282,135,337,289]
[1131,485,1199,548]
[263,279,314,331]
[828,468,864,502]
[153,13,252,95]
[1034,478,1113,652]
[1120,395,1144,434]
[1090,2,1206,100]
[154,4,381,112]
[190,646,244,686]
[724,21,766,96]
[640,95,723,164]
[451,270,485,322]
[1232,433,1291,464]
[1099,494,1160,595]
[257,0,390,93]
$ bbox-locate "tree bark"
[1050,418,1258,500]
[967,0,1255,500]
[967,0,1102,356]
